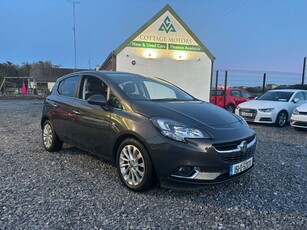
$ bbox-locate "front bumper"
[146,134,257,189]
[290,114,307,129]
[160,165,254,190]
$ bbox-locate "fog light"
[178,166,194,176]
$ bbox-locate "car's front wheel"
[42,120,63,152]
[275,111,288,127]
[116,138,155,192]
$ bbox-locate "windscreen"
[106,73,194,101]
[257,91,294,102]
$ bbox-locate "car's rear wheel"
[275,111,288,127]
[226,104,234,113]
[42,120,63,152]
[116,138,155,192]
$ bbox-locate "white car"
[290,103,307,129]
[235,89,307,127]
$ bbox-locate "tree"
[0,61,18,77]
[0,61,61,92]
[0,61,19,86]
[29,61,60,81]
[18,62,31,77]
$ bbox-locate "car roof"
[56,70,176,87]
[268,89,307,92]
[77,70,132,76]
[57,70,145,82]
[213,88,245,91]
[227,88,246,90]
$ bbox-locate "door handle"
[72,110,81,115]
[52,102,58,108]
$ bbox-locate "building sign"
[127,13,203,52]
[168,44,202,52]
[128,41,167,49]
[128,41,202,52]
[158,16,176,33]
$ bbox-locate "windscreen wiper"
[151,98,178,101]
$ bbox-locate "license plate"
[241,112,253,117]
[230,157,253,176]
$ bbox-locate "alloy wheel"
[226,105,234,113]
[43,123,53,149]
[119,144,145,186]
[42,120,63,152]
[277,112,287,127]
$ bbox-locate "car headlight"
[233,113,249,127]
[258,108,274,113]
[150,118,210,142]
[292,108,299,115]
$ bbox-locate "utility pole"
[302,57,306,88]
[68,0,80,70]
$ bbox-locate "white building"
[100,4,215,101]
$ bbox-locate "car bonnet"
[239,99,290,109]
[131,100,253,142]
[131,100,241,127]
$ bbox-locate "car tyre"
[226,104,235,113]
[116,138,155,192]
[42,120,63,152]
[275,111,288,127]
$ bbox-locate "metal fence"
[211,67,306,109]
[212,69,305,93]
[212,57,306,94]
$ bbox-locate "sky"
[1,0,307,73]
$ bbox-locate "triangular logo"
[158,16,176,34]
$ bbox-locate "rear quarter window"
[211,90,224,96]
[230,90,240,97]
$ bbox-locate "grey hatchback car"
[41,71,256,191]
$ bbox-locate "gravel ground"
[0,99,306,229]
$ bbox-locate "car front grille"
[219,144,256,164]
[298,112,307,115]
[213,135,256,164]
[213,135,255,151]
[260,117,272,121]
[292,121,307,127]
[239,108,257,119]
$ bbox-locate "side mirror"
[87,95,107,106]
[293,98,299,103]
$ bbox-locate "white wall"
[48,82,55,92]
[116,47,212,101]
